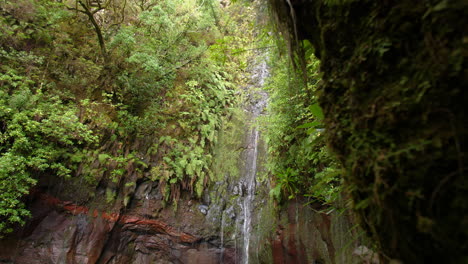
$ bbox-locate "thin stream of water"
[240,59,268,264]
[242,128,259,264]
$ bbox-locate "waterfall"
[239,59,268,264]
[242,128,259,263]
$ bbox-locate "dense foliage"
[0,0,99,234]
[0,0,253,234]
[269,0,468,262]
[263,40,341,206]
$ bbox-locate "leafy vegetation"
[268,0,468,262]
[0,48,97,233]
[0,0,254,235]
[263,39,341,206]
[2,0,466,262]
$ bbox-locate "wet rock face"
[268,200,361,264]
[0,41,364,264]
[0,58,270,264]
[0,190,236,264]
[269,0,468,262]
[0,207,115,264]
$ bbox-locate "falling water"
[242,129,259,263]
[240,58,268,264]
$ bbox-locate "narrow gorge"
[0,51,360,263]
[0,0,465,263]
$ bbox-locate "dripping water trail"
[240,59,268,264]
[242,128,259,264]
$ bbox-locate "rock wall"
[252,199,364,264]
[269,0,468,262]
[0,109,361,264]
[0,32,364,264]
[0,188,236,264]
[0,191,363,264]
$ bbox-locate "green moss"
[212,108,246,182]
[269,0,468,262]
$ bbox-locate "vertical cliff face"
[269,0,468,262]
[0,48,364,264]
[0,56,269,264]
[263,200,363,264]
[0,184,237,263]
[0,189,361,264]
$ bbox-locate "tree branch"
[77,0,108,62]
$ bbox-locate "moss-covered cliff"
[269,0,468,262]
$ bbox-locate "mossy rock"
[269,0,468,262]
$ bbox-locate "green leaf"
[308,103,324,120]
[169,178,178,184]
[98,154,111,163]
[297,120,321,129]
